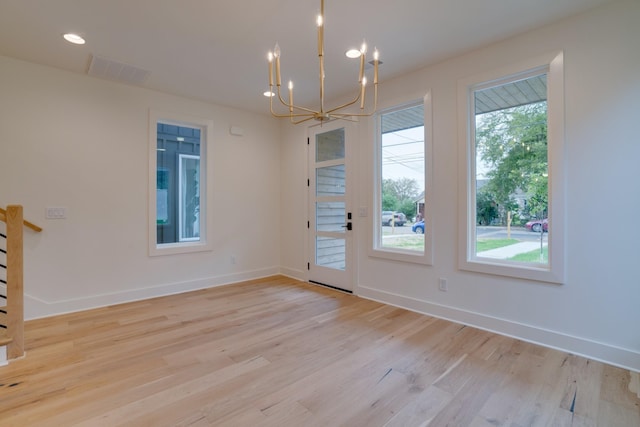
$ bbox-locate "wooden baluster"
[6,205,24,359]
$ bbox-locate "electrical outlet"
[438,278,448,292]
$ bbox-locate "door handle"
[341,222,352,231]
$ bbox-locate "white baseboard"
[279,266,305,281]
[24,266,280,320]
[356,285,640,373]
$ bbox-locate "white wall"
[280,0,640,371]
[279,124,308,280]
[0,56,282,318]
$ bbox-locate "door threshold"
[309,280,353,294]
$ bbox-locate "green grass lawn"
[476,238,519,252]
[509,246,548,263]
[382,235,424,251]
[381,235,546,263]
[382,236,523,252]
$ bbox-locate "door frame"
[306,120,357,293]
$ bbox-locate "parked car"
[412,220,425,234]
[525,218,548,232]
[381,211,406,226]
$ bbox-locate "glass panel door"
[309,123,352,291]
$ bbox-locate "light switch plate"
[46,207,66,219]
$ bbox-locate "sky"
[381,126,424,191]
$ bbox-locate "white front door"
[308,121,353,292]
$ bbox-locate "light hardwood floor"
[0,276,638,426]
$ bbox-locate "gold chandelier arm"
[327,44,368,114]
[271,83,377,121]
[269,102,295,118]
[275,84,289,109]
[270,87,305,118]
[270,104,317,119]
[290,115,318,125]
[325,114,359,122]
[338,84,378,117]
[269,108,316,122]
[323,83,378,119]
[274,84,319,115]
[326,79,378,115]
[270,90,320,122]
[326,91,361,114]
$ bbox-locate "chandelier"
[266,0,380,124]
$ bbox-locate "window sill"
[149,241,213,257]
[369,247,433,266]
[459,256,563,284]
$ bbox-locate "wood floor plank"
[0,276,638,426]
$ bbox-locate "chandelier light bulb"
[273,43,281,58]
[288,80,294,113]
[358,40,366,83]
[267,51,274,86]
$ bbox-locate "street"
[476,225,547,242]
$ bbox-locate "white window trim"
[457,51,565,283]
[148,109,214,256]
[370,91,433,265]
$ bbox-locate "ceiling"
[0,0,614,116]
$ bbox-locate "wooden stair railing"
[0,205,42,360]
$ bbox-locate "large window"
[149,111,213,256]
[372,93,433,264]
[458,52,565,283]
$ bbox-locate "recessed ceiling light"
[63,33,86,45]
[263,91,275,97]
[345,49,361,59]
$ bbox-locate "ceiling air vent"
[88,55,150,85]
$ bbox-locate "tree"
[398,199,417,221]
[475,102,548,222]
[382,192,399,211]
[382,177,421,220]
[382,178,420,202]
[476,188,498,225]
